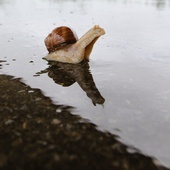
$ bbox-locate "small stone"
[56,108,62,113]
[14,131,21,137]
[36,118,44,124]
[66,124,72,130]
[28,90,34,93]
[22,121,27,129]
[18,90,25,93]
[35,97,41,102]
[51,119,61,125]
[5,119,14,125]
[53,154,60,162]
[69,154,77,161]
[26,114,32,119]
[38,140,47,146]
[20,105,28,111]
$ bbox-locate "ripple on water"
[146,54,170,64]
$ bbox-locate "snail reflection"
[45,60,105,105]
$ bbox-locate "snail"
[44,25,105,64]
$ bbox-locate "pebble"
[28,90,34,93]
[5,119,14,125]
[51,119,61,125]
[56,108,62,113]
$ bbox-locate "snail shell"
[45,26,78,52]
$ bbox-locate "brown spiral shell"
[44,26,78,52]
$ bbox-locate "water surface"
[0,0,170,167]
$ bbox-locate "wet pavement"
[0,74,169,170]
[0,0,170,168]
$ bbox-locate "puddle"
[0,0,170,167]
[36,60,105,105]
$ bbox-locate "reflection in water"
[39,60,105,105]
[0,0,5,5]
[153,0,168,9]
[47,0,170,9]
[144,0,169,9]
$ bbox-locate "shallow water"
[0,0,170,167]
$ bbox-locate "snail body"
[44,25,105,64]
